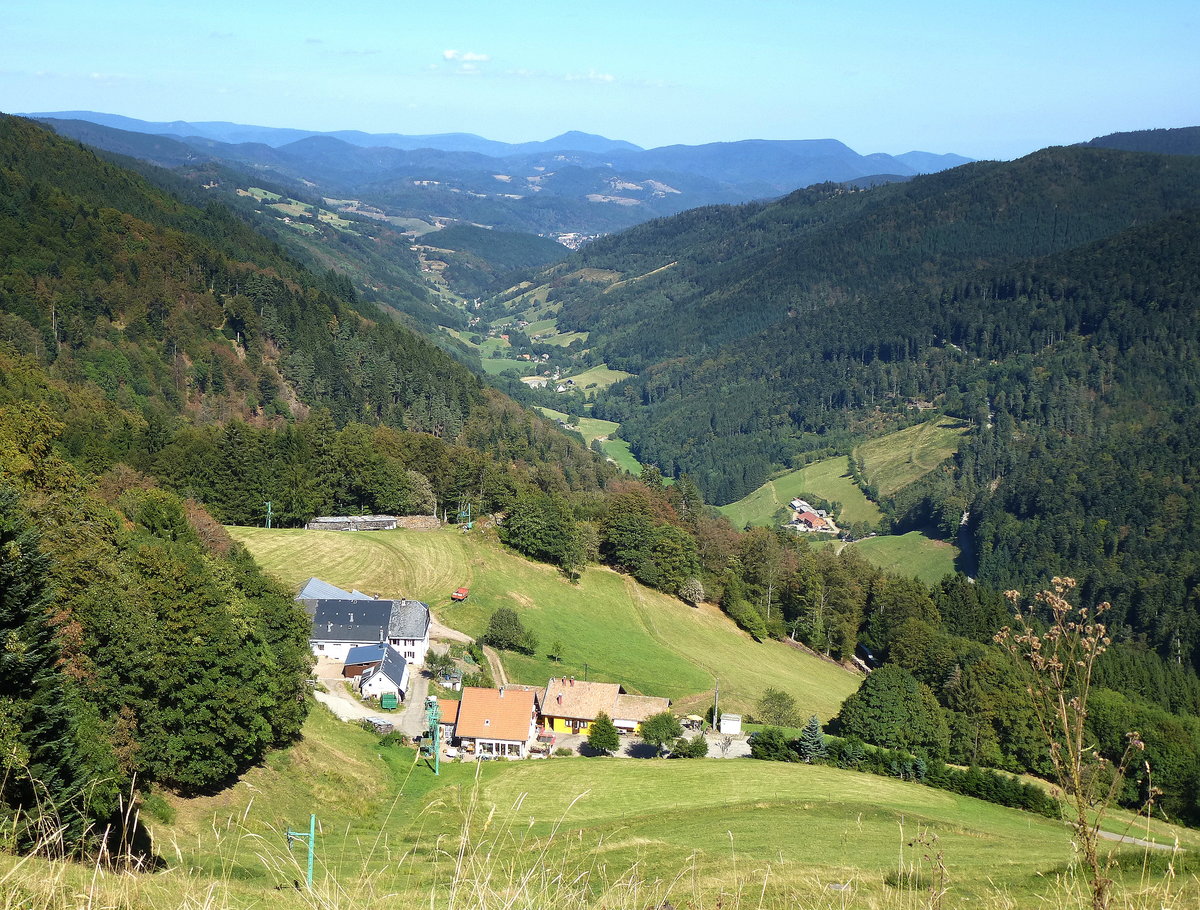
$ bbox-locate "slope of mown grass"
[534,407,619,446]
[717,455,882,529]
[229,527,858,717]
[855,416,970,496]
[849,531,959,583]
[809,532,960,586]
[567,363,634,390]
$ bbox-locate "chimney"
[499,687,505,697]
[570,676,575,687]
[557,694,563,705]
[349,612,354,622]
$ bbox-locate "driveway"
[311,655,428,735]
[312,658,379,722]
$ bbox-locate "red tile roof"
[455,687,536,742]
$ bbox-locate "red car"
[451,587,469,601]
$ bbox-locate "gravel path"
[1097,829,1178,851]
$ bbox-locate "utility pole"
[264,501,273,529]
[424,697,441,775]
[286,813,316,888]
[713,676,720,731]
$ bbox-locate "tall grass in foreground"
[0,774,1196,910]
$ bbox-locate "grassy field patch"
[534,407,619,446]
[855,416,970,496]
[814,532,959,584]
[567,363,634,390]
[718,456,882,529]
[848,531,959,583]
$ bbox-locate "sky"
[2,0,1197,160]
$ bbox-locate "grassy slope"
[534,407,619,446]
[718,455,883,529]
[567,363,633,390]
[230,527,858,718]
[812,532,960,585]
[855,416,970,497]
[17,704,1196,910]
[534,407,644,475]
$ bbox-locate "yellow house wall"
[543,715,646,735]
[545,715,593,735]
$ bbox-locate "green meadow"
[12,704,1195,910]
[717,455,883,530]
[812,532,960,585]
[230,526,859,719]
[855,417,970,497]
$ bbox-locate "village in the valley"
[301,575,751,762]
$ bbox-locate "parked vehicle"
[451,587,469,601]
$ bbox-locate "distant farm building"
[358,646,411,701]
[540,677,670,736]
[298,577,431,664]
[305,515,399,531]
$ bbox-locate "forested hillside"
[0,116,621,849]
[510,144,1200,669]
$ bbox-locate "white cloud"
[565,70,616,84]
[443,49,490,63]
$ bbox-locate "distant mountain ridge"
[27,110,973,239]
[1080,125,1200,156]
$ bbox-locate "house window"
[316,644,325,651]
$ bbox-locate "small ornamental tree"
[798,715,827,763]
[639,712,683,755]
[757,687,800,727]
[679,577,706,606]
[480,607,537,655]
[587,711,620,755]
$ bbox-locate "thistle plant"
[995,576,1144,910]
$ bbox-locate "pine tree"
[798,715,827,763]
[587,711,620,754]
[0,486,91,848]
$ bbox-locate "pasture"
[230,526,860,718]
[855,416,970,497]
[718,455,883,530]
[16,704,1196,910]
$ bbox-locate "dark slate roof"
[310,599,391,643]
[363,646,409,689]
[344,643,387,666]
[388,599,431,640]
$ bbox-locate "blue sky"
[3,0,1197,160]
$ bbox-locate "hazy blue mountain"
[895,150,976,172]
[33,117,210,168]
[30,110,973,238]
